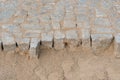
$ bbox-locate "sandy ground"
[0,46,120,80]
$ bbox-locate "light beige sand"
[0,46,120,80]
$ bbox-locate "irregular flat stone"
[66,30,78,40]
[94,18,111,27]
[1,32,16,52]
[22,24,42,30]
[114,33,120,58]
[81,29,90,48]
[2,24,21,33]
[29,38,40,58]
[92,27,114,34]
[54,39,65,50]
[54,31,65,50]
[18,38,30,53]
[65,30,79,47]
[62,20,76,29]
[40,15,51,23]
[95,8,107,17]
[52,21,60,30]
[24,32,40,38]
[54,31,65,40]
[91,34,113,54]
[41,32,53,48]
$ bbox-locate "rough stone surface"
[0,0,119,57]
[81,29,90,48]
[91,34,113,54]
[65,30,78,40]
[29,38,40,57]
[54,31,65,50]
[41,32,53,48]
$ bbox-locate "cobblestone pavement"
[0,0,120,57]
[0,0,120,79]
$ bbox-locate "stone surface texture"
[0,0,119,57]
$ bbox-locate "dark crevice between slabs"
[90,35,92,47]
[16,42,18,48]
[52,39,54,48]
[1,42,4,51]
[64,42,68,48]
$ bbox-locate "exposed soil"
[0,46,120,80]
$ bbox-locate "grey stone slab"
[52,22,60,30]
[92,27,114,34]
[2,24,21,33]
[1,32,16,52]
[91,34,113,54]
[54,39,65,50]
[29,38,40,58]
[22,24,42,30]
[62,20,76,29]
[94,18,111,27]
[18,38,30,51]
[65,30,79,47]
[81,29,90,48]
[66,30,78,40]
[54,31,65,40]
[54,31,65,50]
[24,32,40,38]
[41,32,53,48]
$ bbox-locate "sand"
[0,46,120,80]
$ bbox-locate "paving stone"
[18,38,30,52]
[64,12,75,20]
[41,0,56,4]
[40,15,51,23]
[13,17,24,24]
[2,24,21,33]
[81,29,90,48]
[92,27,114,34]
[44,23,52,32]
[100,0,113,10]
[54,39,65,50]
[75,6,88,14]
[65,30,79,47]
[29,38,40,58]
[54,31,65,40]
[0,6,16,22]
[94,18,111,27]
[65,0,74,13]
[91,34,113,54]
[22,24,42,30]
[114,33,120,58]
[51,0,65,22]
[52,21,60,30]
[115,19,120,31]
[1,32,16,52]
[24,32,40,38]
[66,30,78,40]
[77,14,89,22]
[41,32,53,48]
[27,17,39,24]
[63,20,76,29]
[95,8,107,17]
[54,31,65,50]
